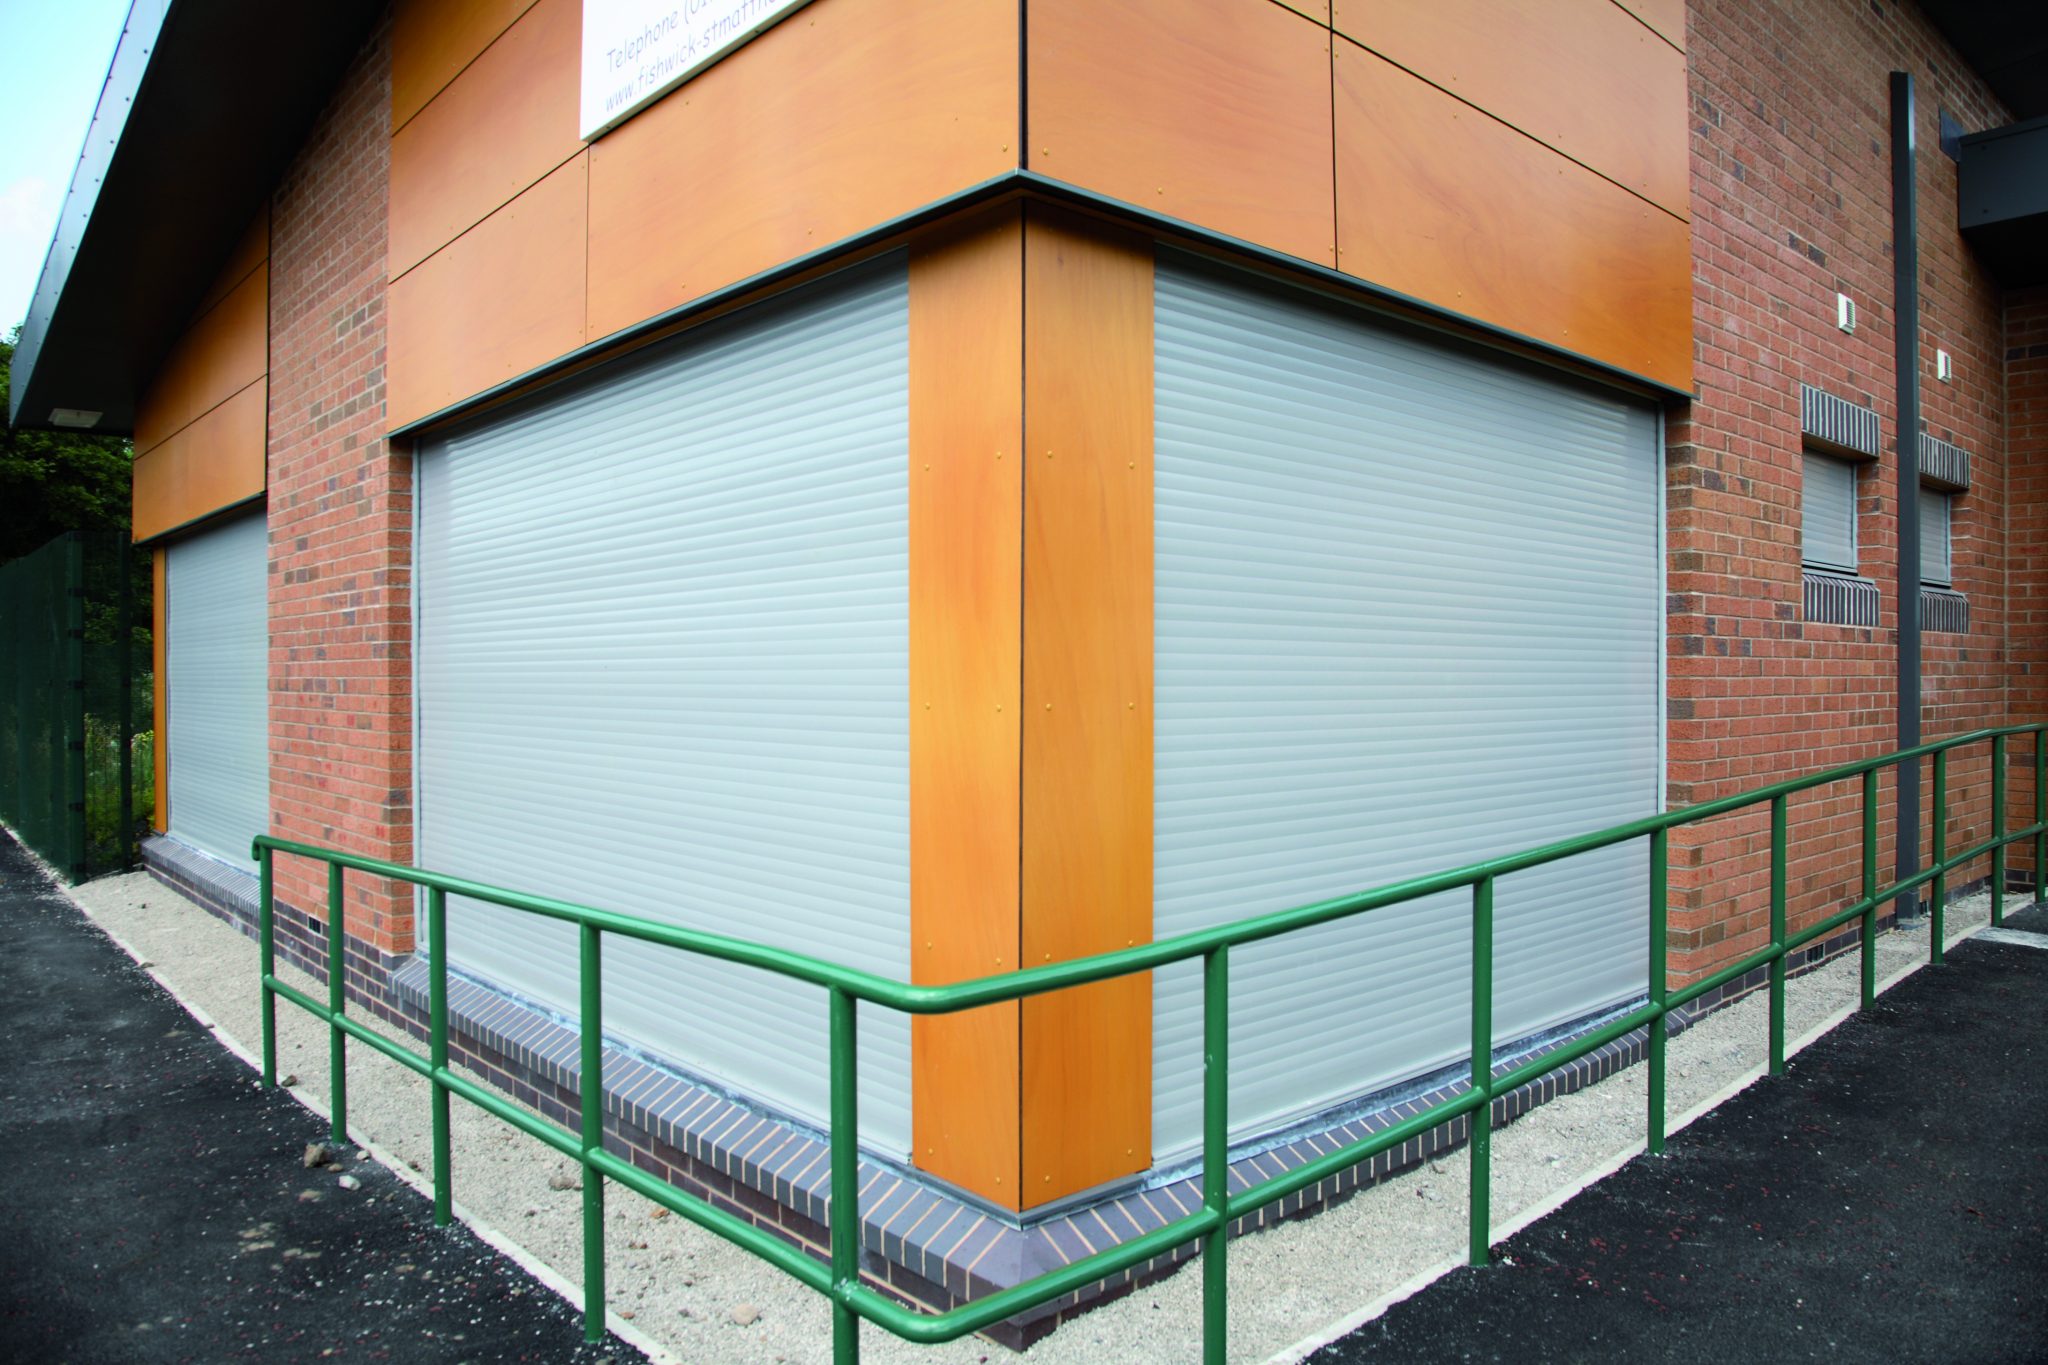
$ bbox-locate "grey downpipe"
[1890,71,1923,923]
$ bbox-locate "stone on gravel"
[337,1174,361,1191]
[303,1142,329,1168]
[279,1073,298,1087]
[548,1171,581,1192]
[730,1303,759,1326]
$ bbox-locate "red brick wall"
[266,18,413,953]
[1667,0,2013,979]
[2011,287,2048,886]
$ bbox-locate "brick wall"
[2011,286,2048,881]
[1667,0,2014,980]
[265,18,413,954]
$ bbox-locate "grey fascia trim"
[386,170,1691,441]
[1802,571,1881,627]
[1918,432,1971,491]
[1920,585,1968,634]
[1799,384,1882,459]
[8,0,171,427]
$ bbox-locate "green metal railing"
[253,723,2048,1363]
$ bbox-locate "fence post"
[580,923,607,1343]
[327,861,347,1145]
[1204,944,1231,1364]
[1648,828,1668,1156]
[829,988,861,1365]
[1769,795,1787,1076]
[2035,732,2045,903]
[1991,735,2006,927]
[1861,769,1878,1008]
[64,531,86,881]
[430,887,452,1228]
[117,533,134,871]
[259,845,276,1086]
[1931,748,1947,965]
[1469,877,1494,1267]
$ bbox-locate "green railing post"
[1202,944,1231,1362]
[1768,795,1787,1077]
[1931,748,1947,965]
[1647,829,1668,1156]
[327,861,347,1146]
[2035,731,2045,903]
[1991,735,2006,927]
[1861,769,1878,1009]
[259,846,277,1087]
[429,886,452,1228]
[1468,877,1494,1267]
[580,923,606,1343]
[829,987,861,1365]
[1196,945,1228,1358]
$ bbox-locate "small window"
[1919,487,1953,586]
[1801,453,1858,574]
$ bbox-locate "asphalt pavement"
[0,828,644,1365]
[1317,906,2048,1364]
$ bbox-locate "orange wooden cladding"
[193,208,269,319]
[1334,40,1692,391]
[584,0,1016,343]
[389,0,582,279]
[1332,0,1689,217]
[908,211,1024,1205]
[1612,0,1686,50]
[391,0,541,131]
[1027,0,1335,270]
[386,153,588,429]
[152,549,167,834]
[134,264,269,455]
[1019,207,1153,1202]
[131,382,269,543]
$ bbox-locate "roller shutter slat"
[417,259,911,1154]
[166,513,269,871]
[1152,257,1660,1156]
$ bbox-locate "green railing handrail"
[252,722,2048,1362]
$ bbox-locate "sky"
[0,0,133,342]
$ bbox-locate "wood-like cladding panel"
[585,0,1016,342]
[1334,44,1691,391]
[390,0,582,279]
[1612,0,1685,50]
[1028,0,1335,269]
[909,212,1024,1206]
[131,381,268,542]
[135,264,269,455]
[387,155,589,429]
[152,549,167,833]
[1020,208,1152,1201]
[1332,0,1688,216]
[194,208,269,318]
[392,0,542,130]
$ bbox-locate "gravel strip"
[65,871,1998,1364]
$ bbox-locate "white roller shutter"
[1918,486,1952,586]
[1801,454,1858,573]
[416,259,912,1153]
[1153,257,1661,1155]
[165,511,270,872]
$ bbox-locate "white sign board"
[581,0,815,140]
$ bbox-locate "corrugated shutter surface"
[416,260,912,1152]
[166,512,270,871]
[1918,486,1951,585]
[1153,258,1661,1155]
[1801,454,1858,573]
